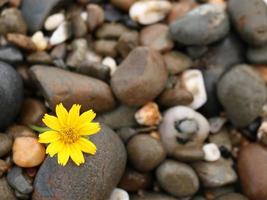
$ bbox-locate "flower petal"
[58,145,70,166]
[69,144,85,166]
[56,103,68,126]
[42,114,61,131]
[67,104,81,126]
[78,110,96,124]
[46,141,64,157]
[77,138,97,155]
[39,131,60,143]
[78,122,101,136]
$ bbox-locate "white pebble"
[264,0,267,5]
[80,11,88,21]
[31,31,48,51]
[44,13,65,31]
[49,22,71,46]
[102,56,117,75]
[108,188,129,200]
[203,143,221,162]
[181,69,207,110]
[129,0,171,25]
[209,117,227,134]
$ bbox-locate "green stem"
[29,125,51,133]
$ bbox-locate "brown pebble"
[0,159,10,177]
[86,4,104,32]
[94,40,118,57]
[110,0,135,11]
[6,33,37,51]
[116,31,139,58]
[0,134,12,157]
[7,125,37,139]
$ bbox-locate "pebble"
[27,51,53,65]
[94,40,118,57]
[44,13,65,31]
[116,31,139,58]
[140,24,174,52]
[209,129,232,152]
[102,56,117,75]
[215,193,248,200]
[193,159,237,188]
[238,143,267,200]
[163,51,192,75]
[31,31,48,51]
[50,22,71,45]
[18,98,46,126]
[119,168,151,192]
[110,0,135,11]
[33,125,126,200]
[12,137,45,167]
[228,0,267,46]
[111,47,168,106]
[86,4,104,32]
[7,167,33,194]
[0,46,23,64]
[0,134,12,158]
[0,159,9,177]
[247,45,267,64]
[156,160,199,197]
[0,178,16,200]
[129,1,171,25]
[217,65,266,127]
[7,125,36,139]
[135,102,162,126]
[7,33,37,51]
[131,192,177,200]
[108,188,129,200]
[21,0,71,33]
[170,4,229,45]
[0,8,27,34]
[181,69,207,110]
[104,5,123,22]
[30,65,116,113]
[71,14,87,38]
[96,23,129,39]
[127,134,166,172]
[0,62,23,130]
[203,143,221,162]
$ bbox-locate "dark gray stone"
[0,62,23,130]
[0,46,23,64]
[247,45,267,64]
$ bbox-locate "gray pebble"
[0,134,12,157]
[247,45,267,64]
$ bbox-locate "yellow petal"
[67,104,81,126]
[56,103,68,126]
[78,122,101,136]
[39,131,60,143]
[58,145,70,166]
[42,114,61,131]
[78,110,96,124]
[77,138,97,155]
[46,141,64,157]
[69,144,85,166]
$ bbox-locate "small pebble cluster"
[0,0,266,200]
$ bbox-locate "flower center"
[60,127,79,144]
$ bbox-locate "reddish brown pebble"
[135,102,162,126]
[86,4,104,32]
[0,159,10,177]
[6,33,37,51]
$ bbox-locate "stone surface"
[86,4,104,32]
[247,45,267,64]
[170,4,229,45]
[0,62,23,130]
[96,23,129,39]
[6,33,37,51]
[0,46,23,64]
[116,31,139,58]
[215,193,248,200]
[238,143,267,200]
[0,134,12,157]
[32,125,127,200]
[217,65,266,127]
[7,125,37,139]
[0,178,16,200]
[30,65,115,113]
[156,160,199,197]
[127,134,166,172]
[131,192,177,200]
[111,47,168,106]
[228,0,267,46]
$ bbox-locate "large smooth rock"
[238,143,267,200]
[170,4,229,45]
[30,65,115,113]
[228,0,267,46]
[33,124,127,200]
[217,65,266,127]
[0,62,23,130]
[111,47,168,106]
[21,0,71,33]
[0,178,16,200]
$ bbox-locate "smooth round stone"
[140,24,174,53]
[238,143,267,200]
[108,188,129,200]
[131,192,177,200]
[44,13,65,31]
[33,125,127,200]
[228,0,267,46]
[217,65,266,127]
[215,193,248,200]
[0,46,23,64]
[30,65,115,113]
[49,22,71,46]
[6,33,37,51]
[127,134,166,172]
[7,125,36,139]
[96,23,129,39]
[0,134,12,158]
[247,45,267,64]
[116,31,139,58]
[12,137,45,168]
[156,160,199,197]
[170,4,229,45]
[0,178,16,200]
[111,47,168,106]
[86,4,104,32]
[94,39,118,57]
[0,62,23,130]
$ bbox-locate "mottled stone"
[0,178,16,200]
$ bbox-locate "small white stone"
[44,13,65,31]
[49,22,71,46]
[108,188,129,200]
[102,56,117,75]
[80,11,88,21]
[181,69,207,110]
[129,0,171,25]
[85,50,102,63]
[31,31,48,51]
[203,143,221,162]
[209,117,227,134]
[264,0,267,5]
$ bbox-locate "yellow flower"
[38,103,101,166]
